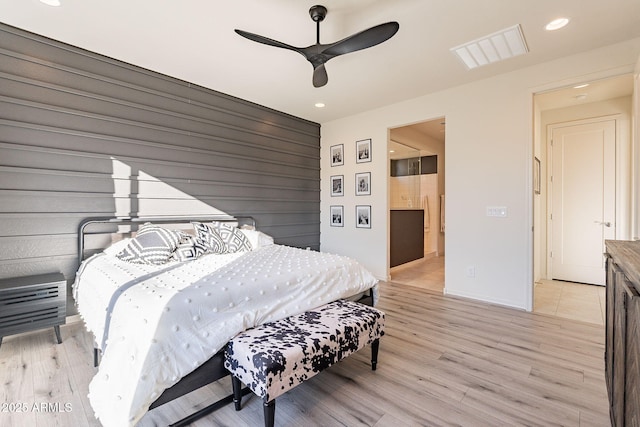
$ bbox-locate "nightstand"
[0,273,66,348]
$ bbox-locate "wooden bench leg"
[263,398,275,427]
[231,376,243,411]
[54,325,62,344]
[371,338,380,371]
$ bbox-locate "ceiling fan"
[235,5,399,88]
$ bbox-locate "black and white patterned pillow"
[192,222,227,254]
[208,221,252,253]
[170,234,207,261]
[116,223,184,265]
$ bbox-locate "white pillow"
[239,229,274,250]
[115,223,185,265]
[207,221,253,253]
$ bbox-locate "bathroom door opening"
[388,118,445,293]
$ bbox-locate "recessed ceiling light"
[315,102,325,108]
[545,18,570,31]
[40,0,61,5]
[573,83,589,89]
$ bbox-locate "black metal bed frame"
[76,215,373,426]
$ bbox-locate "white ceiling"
[1,0,639,123]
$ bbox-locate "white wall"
[320,38,640,310]
[634,57,640,239]
[533,103,543,284]
[420,174,440,255]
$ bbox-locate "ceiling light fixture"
[450,24,528,70]
[545,18,570,31]
[315,102,325,108]
[40,0,61,5]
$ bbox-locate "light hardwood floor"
[0,281,609,426]
[390,256,445,292]
[534,279,606,325]
[391,256,607,326]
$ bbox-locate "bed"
[73,216,378,427]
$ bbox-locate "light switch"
[486,206,508,217]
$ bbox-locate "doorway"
[532,74,634,324]
[388,118,445,292]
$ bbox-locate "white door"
[550,119,615,286]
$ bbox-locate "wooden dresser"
[604,240,640,427]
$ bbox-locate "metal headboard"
[78,216,256,264]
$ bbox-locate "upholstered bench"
[224,299,385,427]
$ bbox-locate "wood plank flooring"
[391,256,607,327]
[534,279,606,325]
[0,281,609,426]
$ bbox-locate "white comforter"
[73,243,378,427]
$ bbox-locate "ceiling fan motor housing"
[309,5,327,22]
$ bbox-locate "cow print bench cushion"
[224,299,385,402]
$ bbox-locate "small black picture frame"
[356,139,372,163]
[330,175,344,197]
[331,144,344,167]
[330,205,344,227]
[356,205,371,228]
[355,172,371,196]
[534,157,541,195]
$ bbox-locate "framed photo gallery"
[329,139,372,228]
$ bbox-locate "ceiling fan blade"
[236,9,399,88]
[322,22,399,56]
[313,63,328,88]
[235,29,303,55]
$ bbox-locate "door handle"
[594,220,611,227]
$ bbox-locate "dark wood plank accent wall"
[0,24,321,287]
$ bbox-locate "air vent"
[451,24,529,70]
